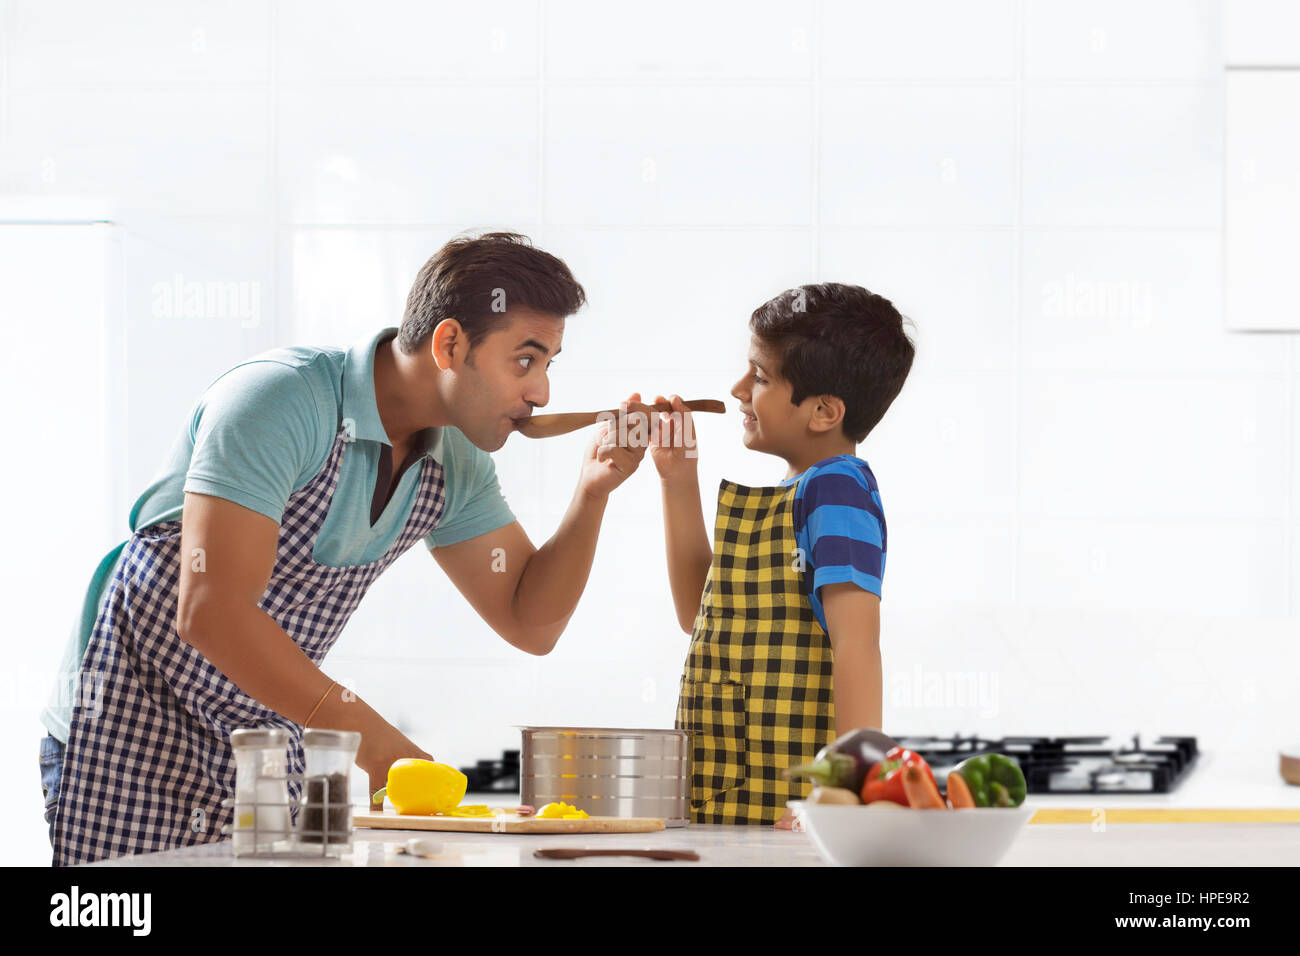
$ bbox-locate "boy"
[649,282,915,827]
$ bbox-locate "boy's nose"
[730,378,748,401]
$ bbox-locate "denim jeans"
[39,734,65,849]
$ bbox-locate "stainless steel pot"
[518,726,691,827]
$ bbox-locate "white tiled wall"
[5,1,1296,798]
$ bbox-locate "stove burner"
[889,733,1199,795]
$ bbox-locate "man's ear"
[431,318,466,371]
[808,394,846,435]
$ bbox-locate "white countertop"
[81,747,1300,867]
[83,814,1300,867]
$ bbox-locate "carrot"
[902,763,947,809]
[946,771,976,808]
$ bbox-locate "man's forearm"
[510,484,609,632]
[660,474,712,631]
[832,638,883,736]
[181,601,371,728]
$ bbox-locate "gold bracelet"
[303,680,336,727]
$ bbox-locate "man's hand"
[577,392,649,501]
[357,722,434,809]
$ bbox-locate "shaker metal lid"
[303,728,362,749]
[230,727,290,749]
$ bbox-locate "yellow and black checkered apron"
[674,478,835,824]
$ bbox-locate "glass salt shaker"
[298,728,362,853]
[230,727,291,856]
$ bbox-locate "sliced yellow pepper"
[536,801,589,819]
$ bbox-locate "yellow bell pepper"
[536,801,589,819]
[371,759,467,815]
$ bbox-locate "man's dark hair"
[398,232,586,356]
[749,283,915,443]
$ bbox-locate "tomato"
[861,748,938,806]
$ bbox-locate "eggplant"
[783,727,899,792]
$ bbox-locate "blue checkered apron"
[51,425,446,865]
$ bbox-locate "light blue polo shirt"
[41,327,516,743]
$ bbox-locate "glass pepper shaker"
[299,728,361,851]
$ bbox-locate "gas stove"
[461,749,520,793]
[891,734,1199,794]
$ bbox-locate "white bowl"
[790,800,1035,867]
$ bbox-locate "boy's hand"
[578,393,649,501]
[649,393,699,485]
[774,808,803,831]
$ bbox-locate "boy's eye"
[517,355,554,371]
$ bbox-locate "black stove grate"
[889,733,1199,795]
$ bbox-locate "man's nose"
[524,377,550,409]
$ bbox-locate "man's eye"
[517,355,532,370]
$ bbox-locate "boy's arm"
[796,461,886,734]
[659,472,712,633]
[651,394,711,634]
[823,583,883,735]
[776,583,881,830]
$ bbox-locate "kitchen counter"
[83,814,1300,867]
[82,747,1300,867]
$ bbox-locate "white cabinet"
[1224,2,1300,330]
[1225,72,1300,331]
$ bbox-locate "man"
[39,232,647,865]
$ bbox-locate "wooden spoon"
[534,847,700,861]
[513,399,726,439]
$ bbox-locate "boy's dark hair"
[749,283,915,443]
[398,232,586,356]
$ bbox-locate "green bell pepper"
[950,753,1026,807]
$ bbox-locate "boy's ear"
[808,394,846,435]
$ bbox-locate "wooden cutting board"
[352,808,665,834]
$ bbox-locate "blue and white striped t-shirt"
[779,455,886,634]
